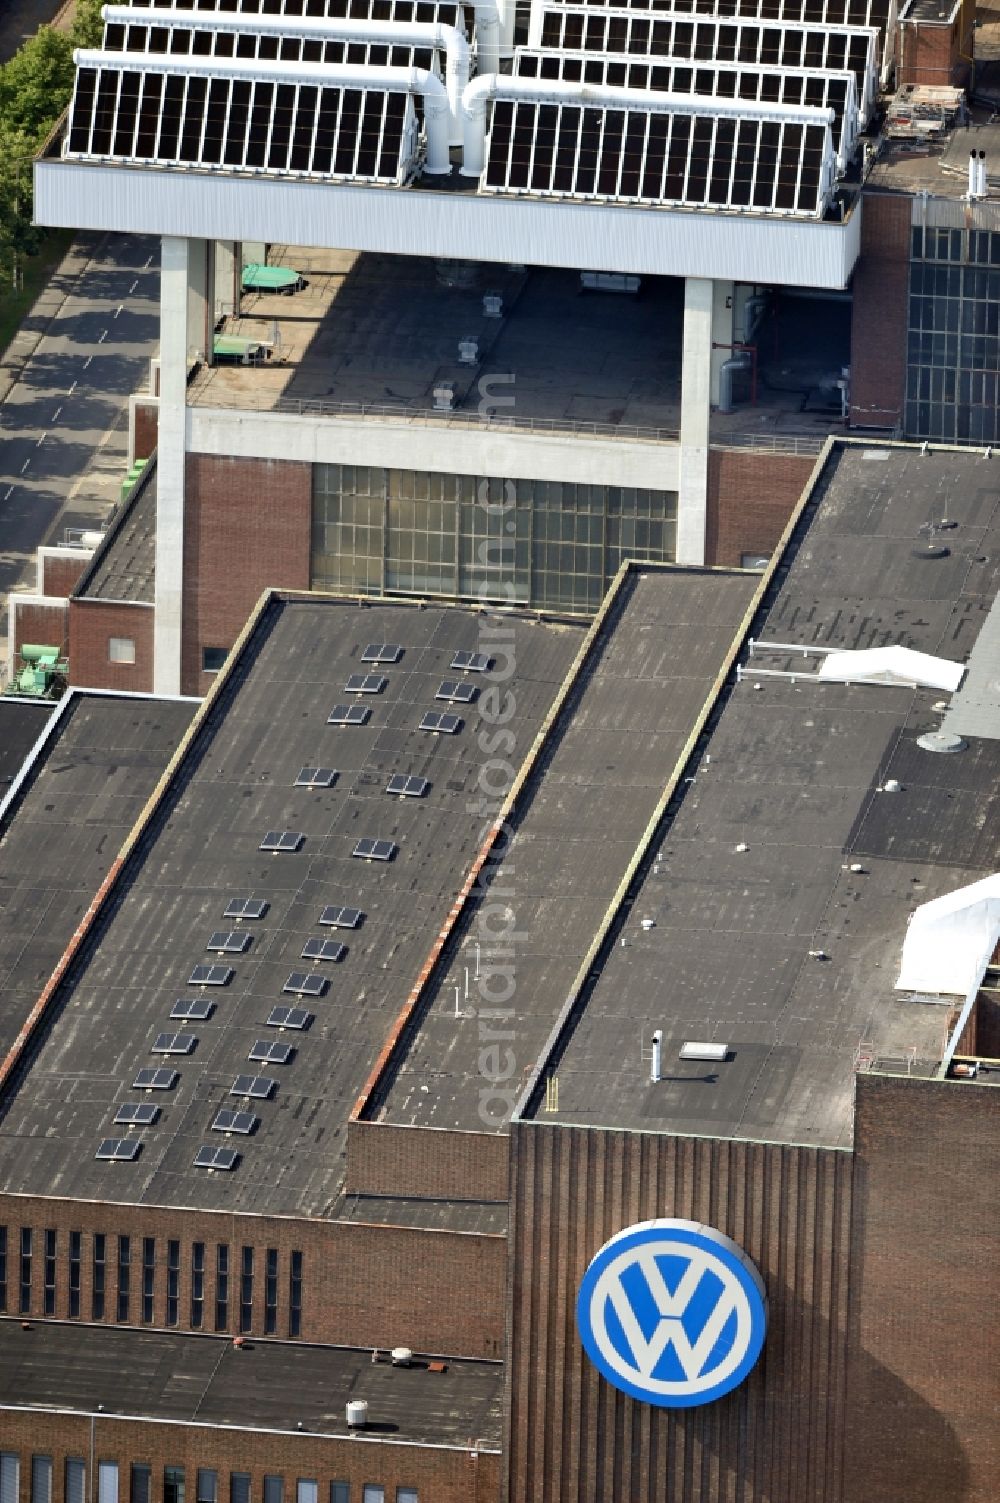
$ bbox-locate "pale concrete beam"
[154,235,194,697]
[677,276,712,567]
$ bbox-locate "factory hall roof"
[0,596,585,1216]
[0,1319,502,1449]
[522,441,1000,1149]
[0,700,52,789]
[0,691,196,1061]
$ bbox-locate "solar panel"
[361,643,404,663]
[283,972,328,997]
[565,0,887,28]
[113,1103,160,1127]
[231,1074,278,1099]
[224,897,269,920]
[295,766,337,788]
[328,703,371,725]
[436,680,478,703]
[207,930,252,954]
[66,62,418,186]
[319,904,364,928]
[345,672,388,694]
[116,0,462,24]
[451,650,492,672]
[249,1040,295,1065]
[266,1005,313,1030]
[170,998,215,1021]
[301,937,347,962]
[189,963,234,986]
[420,711,462,734]
[103,20,436,77]
[133,1067,179,1090]
[386,773,430,798]
[95,1138,142,1162]
[260,831,304,852]
[152,1032,197,1055]
[353,838,397,861]
[211,1109,258,1136]
[193,1145,239,1171]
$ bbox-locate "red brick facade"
[705,447,815,567]
[346,1122,509,1204]
[182,456,312,696]
[40,554,89,600]
[849,194,912,431]
[9,600,68,661]
[133,398,159,461]
[898,5,974,88]
[68,599,155,694]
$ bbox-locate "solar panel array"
[131,0,462,21]
[103,18,436,73]
[545,0,887,23]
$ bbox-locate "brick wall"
[182,456,312,697]
[0,1408,500,1503]
[10,599,68,660]
[849,195,912,431]
[40,554,89,600]
[68,600,154,694]
[849,1073,1000,1503]
[133,398,159,460]
[705,448,814,567]
[0,1192,505,1359]
[346,1122,509,1203]
[898,14,971,87]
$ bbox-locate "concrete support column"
[677,276,713,566]
[154,235,193,697]
[709,280,735,408]
[214,241,238,325]
[186,238,209,364]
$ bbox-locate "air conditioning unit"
[432,384,455,411]
[483,293,503,318]
[458,338,479,364]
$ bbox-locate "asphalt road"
[0,233,160,650]
[0,0,71,61]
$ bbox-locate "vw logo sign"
[576,1218,767,1408]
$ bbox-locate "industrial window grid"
[906,225,1000,445]
[93,1233,106,1320]
[312,466,678,611]
[19,1227,31,1315]
[511,48,855,161]
[265,1246,279,1333]
[553,0,887,28]
[69,1230,81,1317]
[117,1234,131,1323]
[167,1238,181,1325]
[67,63,416,186]
[0,1227,5,1311]
[142,1236,156,1323]
[216,1243,230,1331]
[534,7,876,107]
[191,1241,205,1328]
[289,1248,303,1336]
[103,19,435,75]
[483,98,830,216]
[128,0,460,21]
[241,1245,254,1332]
[43,1229,56,1316]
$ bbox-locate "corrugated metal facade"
[504,1122,853,1503]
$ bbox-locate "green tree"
[71,0,106,50]
[0,26,74,143]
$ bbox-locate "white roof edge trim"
[817,645,965,692]
[464,72,836,126]
[896,874,1000,997]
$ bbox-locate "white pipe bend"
[75,48,453,174]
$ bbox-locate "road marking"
[144,256,153,269]
[20,458,30,474]
[67,381,77,396]
[83,355,93,368]
[3,486,12,501]
[99,329,108,343]
[51,406,63,424]
[129,280,139,294]
[114,305,123,318]
[35,435,45,448]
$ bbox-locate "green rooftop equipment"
[121,457,146,503]
[4,644,68,700]
[213,335,274,366]
[241,264,305,294]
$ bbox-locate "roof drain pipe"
[75,49,453,173]
[461,75,834,181]
[101,5,469,146]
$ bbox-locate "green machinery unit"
[121,457,147,503]
[4,644,68,700]
[241,264,305,294]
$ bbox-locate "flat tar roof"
[0,597,584,1215]
[75,458,157,604]
[0,1318,502,1448]
[370,564,763,1134]
[523,441,1000,1147]
[0,700,52,789]
[0,691,195,1060]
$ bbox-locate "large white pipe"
[460,73,835,179]
[472,0,501,72]
[75,47,452,174]
[101,5,469,145]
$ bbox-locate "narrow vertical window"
[65,1460,86,1503]
[263,1480,282,1503]
[163,1468,185,1503]
[142,1237,155,1323]
[31,1458,52,1503]
[20,1228,32,1314]
[131,1465,151,1503]
[230,1476,250,1503]
[117,1235,131,1322]
[196,1473,217,1503]
[166,1239,180,1326]
[240,1246,253,1333]
[43,1229,56,1316]
[289,1250,302,1337]
[361,1489,383,1503]
[215,1244,229,1331]
[1,1456,21,1503]
[330,1487,350,1503]
[264,1248,278,1334]
[93,1233,106,1319]
[191,1242,205,1328]
[98,1463,119,1503]
[296,1485,316,1503]
[69,1231,82,1318]
[0,1227,7,1311]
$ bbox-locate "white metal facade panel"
[35,160,861,288]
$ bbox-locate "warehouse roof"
[0,1319,502,1449]
[522,441,1000,1148]
[0,596,584,1216]
[0,691,195,1061]
[0,700,51,789]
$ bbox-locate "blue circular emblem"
[576,1218,767,1408]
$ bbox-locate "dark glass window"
[43,1229,56,1315]
[289,1250,302,1338]
[131,1465,151,1503]
[196,1472,217,1503]
[164,1468,185,1503]
[93,1233,106,1320]
[117,1235,131,1322]
[20,1228,32,1314]
[69,1231,81,1318]
[167,1239,180,1326]
[265,1248,278,1334]
[142,1237,155,1323]
[240,1246,253,1333]
[215,1244,229,1332]
[0,1226,7,1311]
[191,1242,205,1328]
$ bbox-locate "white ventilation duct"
[896,874,1000,996]
[472,0,501,72]
[101,5,470,144]
[75,47,452,173]
[817,645,965,693]
[460,74,835,182]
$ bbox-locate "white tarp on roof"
[818,645,965,692]
[896,874,1000,995]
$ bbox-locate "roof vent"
[483,292,503,317]
[882,778,903,793]
[458,337,479,364]
[679,1041,728,1062]
[346,1400,368,1428]
[432,384,455,411]
[391,1347,413,1366]
[916,730,967,754]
